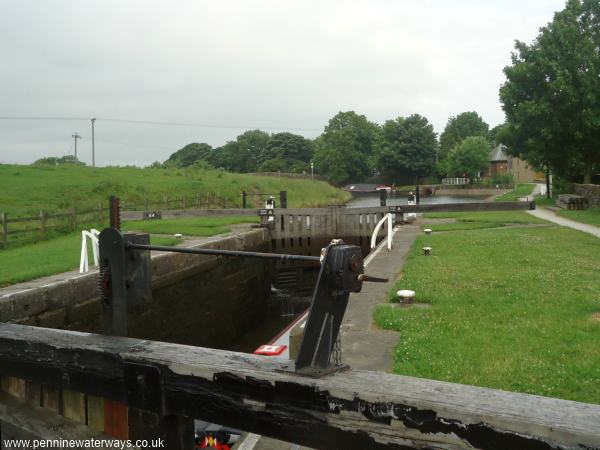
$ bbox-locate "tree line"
[165,0,600,188]
[160,110,497,186]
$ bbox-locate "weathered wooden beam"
[0,323,598,450]
[0,392,120,449]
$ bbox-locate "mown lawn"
[421,210,546,232]
[122,216,259,237]
[0,233,177,287]
[375,211,600,404]
[555,208,600,227]
[494,183,535,201]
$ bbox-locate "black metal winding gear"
[98,262,112,304]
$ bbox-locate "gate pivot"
[294,240,387,377]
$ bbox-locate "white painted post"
[387,212,393,250]
[79,229,100,273]
[371,213,393,251]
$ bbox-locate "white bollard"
[396,289,416,304]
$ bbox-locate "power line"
[0,116,322,132]
[95,138,173,151]
[0,116,90,121]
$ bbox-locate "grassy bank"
[0,164,350,216]
[0,233,178,287]
[494,183,535,201]
[0,216,259,286]
[375,211,600,404]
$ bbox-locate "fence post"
[242,191,247,209]
[196,193,200,208]
[181,196,185,209]
[39,210,47,239]
[98,203,104,222]
[280,190,288,209]
[145,198,149,211]
[1,213,7,249]
[164,195,168,209]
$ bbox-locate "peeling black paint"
[0,326,596,450]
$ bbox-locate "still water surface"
[346,193,487,208]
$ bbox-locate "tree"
[374,114,437,182]
[208,141,239,171]
[164,143,212,168]
[446,136,490,180]
[313,111,380,184]
[32,155,85,166]
[499,0,600,184]
[235,129,271,172]
[261,132,313,168]
[488,124,504,145]
[439,112,489,162]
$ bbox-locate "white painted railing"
[370,213,393,251]
[442,177,469,185]
[79,229,100,273]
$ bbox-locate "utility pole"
[91,118,96,167]
[72,133,81,160]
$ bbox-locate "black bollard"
[379,189,387,206]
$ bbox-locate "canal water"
[346,192,487,208]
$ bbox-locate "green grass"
[534,195,555,208]
[0,233,178,287]
[0,164,350,216]
[555,208,600,227]
[423,210,546,225]
[375,211,600,404]
[494,183,535,201]
[122,216,259,237]
[0,215,259,286]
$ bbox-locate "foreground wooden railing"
[0,323,598,449]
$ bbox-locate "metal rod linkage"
[127,242,321,263]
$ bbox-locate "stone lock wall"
[0,229,271,349]
[573,183,600,208]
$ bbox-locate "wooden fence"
[0,193,243,249]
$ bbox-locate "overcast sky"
[0,0,566,167]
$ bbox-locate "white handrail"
[370,213,393,251]
[79,229,100,273]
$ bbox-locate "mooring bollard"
[396,289,416,304]
[424,228,432,235]
[422,246,432,256]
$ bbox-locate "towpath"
[340,222,420,371]
[528,207,600,238]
